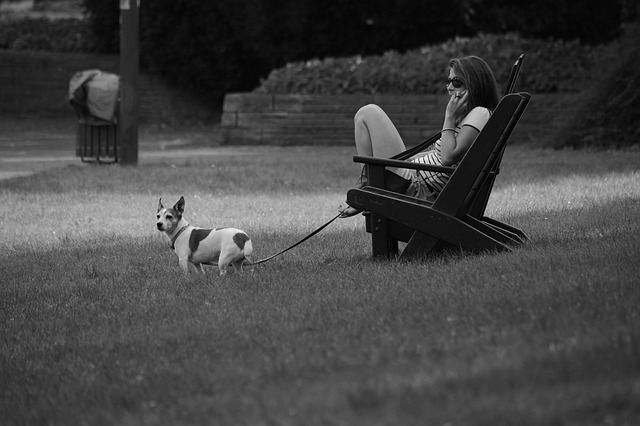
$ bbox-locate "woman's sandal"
[338,204,362,218]
[338,166,367,218]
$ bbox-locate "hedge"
[253,34,604,95]
[0,18,94,52]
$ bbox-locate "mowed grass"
[1,145,639,425]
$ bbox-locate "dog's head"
[156,196,185,232]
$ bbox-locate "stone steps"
[221,93,575,146]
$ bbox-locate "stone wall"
[220,93,577,146]
[0,50,216,123]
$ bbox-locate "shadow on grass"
[345,331,640,425]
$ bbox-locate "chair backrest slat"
[505,54,525,95]
[466,54,525,216]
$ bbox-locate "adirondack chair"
[345,54,526,257]
[346,92,531,259]
[379,54,527,241]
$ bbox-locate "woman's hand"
[444,90,469,123]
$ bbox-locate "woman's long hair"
[449,56,500,112]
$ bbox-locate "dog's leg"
[217,255,233,276]
[178,257,190,275]
[231,258,245,274]
[194,263,206,274]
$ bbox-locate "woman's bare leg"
[340,105,408,218]
[354,104,407,158]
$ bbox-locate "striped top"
[410,106,492,196]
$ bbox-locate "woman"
[339,55,501,218]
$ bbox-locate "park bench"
[69,70,119,163]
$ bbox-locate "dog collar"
[169,226,188,250]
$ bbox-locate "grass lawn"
[1,144,639,425]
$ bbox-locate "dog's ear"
[174,196,185,214]
[157,198,164,212]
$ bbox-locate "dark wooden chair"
[346,92,531,259]
[378,54,527,242]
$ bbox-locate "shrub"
[80,0,118,54]
[253,34,605,95]
[553,22,640,149]
[0,18,95,52]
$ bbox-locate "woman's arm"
[440,125,480,165]
[440,91,480,165]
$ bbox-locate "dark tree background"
[82,0,634,108]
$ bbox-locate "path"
[0,115,279,180]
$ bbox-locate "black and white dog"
[156,196,253,275]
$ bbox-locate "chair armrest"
[353,155,456,174]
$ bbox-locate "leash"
[201,212,343,268]
[243,212,343,266]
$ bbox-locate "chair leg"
[401,232,442,259]
[464,215,523,245]
[370,212,399,258]
[482,216,529,242]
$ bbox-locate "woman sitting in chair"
[339,55,501,218]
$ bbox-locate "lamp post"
[119,0,139,165]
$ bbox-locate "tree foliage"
[466,0,633,44]
[80,0,633,107]
[553,22,640,149]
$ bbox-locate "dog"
[156,196,253,276]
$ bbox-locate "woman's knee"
[354,104,384,126]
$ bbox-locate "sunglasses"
[445,77,465,88]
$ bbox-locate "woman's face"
[446,68,467,97]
